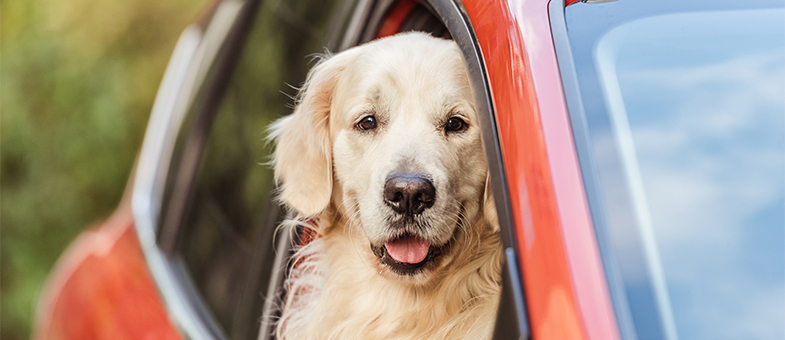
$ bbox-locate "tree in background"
[1,0,207,338]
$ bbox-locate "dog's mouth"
[370,234,447,275]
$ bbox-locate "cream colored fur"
[269,32,502,340]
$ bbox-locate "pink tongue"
[385,236,430,264]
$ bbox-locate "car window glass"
[566,1,784,339]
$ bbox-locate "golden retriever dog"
[270,32,502,340]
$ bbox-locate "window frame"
[132,0,530,339]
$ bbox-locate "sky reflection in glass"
[593,8,785,340]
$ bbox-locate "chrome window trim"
[134,25,202,249]
[132,1,249,339]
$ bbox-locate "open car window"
[145,0,522,339]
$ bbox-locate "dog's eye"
[445,117,467,133]
[357,116,378,131]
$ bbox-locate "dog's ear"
[483,173,500,232]
[269,49,360,216]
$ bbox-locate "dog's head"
[271,32,497,284]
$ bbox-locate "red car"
[35,0,784,339]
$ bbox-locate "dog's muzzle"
[374,173,448,275]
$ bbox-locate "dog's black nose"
[383,173,436,216]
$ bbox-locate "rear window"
[563,1,784,339]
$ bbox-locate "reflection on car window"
[567,2,784,340]
[173,0,348,339]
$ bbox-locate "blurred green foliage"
[1,0,207,338]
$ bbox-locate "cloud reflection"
[607,12,785,340]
